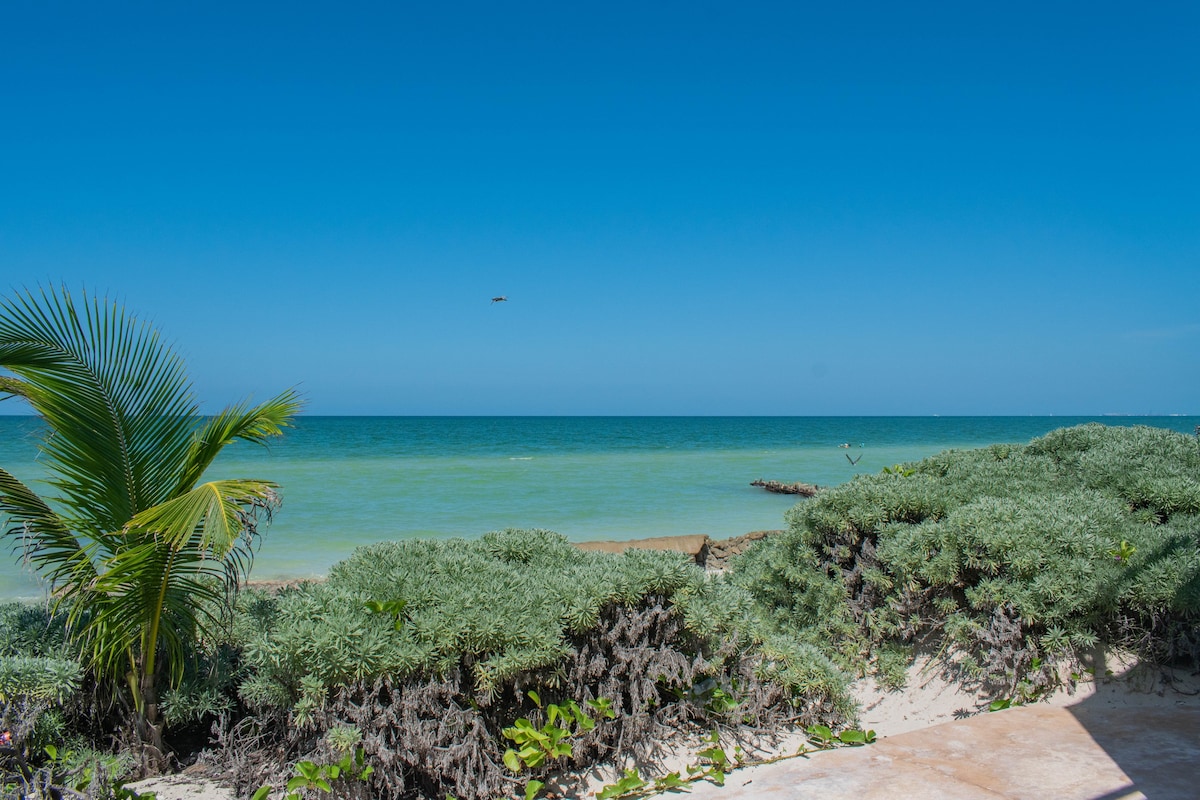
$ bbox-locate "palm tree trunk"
[138,671,166,761]
[134,553,174,763]
[126,663,166,767]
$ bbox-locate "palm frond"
[174,390,303,495]
[0,467,97,593]
[126,480,281,559]
[0,286,197,533]
[81,543,229,683]
[0,375,33,402]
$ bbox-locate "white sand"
[129,773,236,800]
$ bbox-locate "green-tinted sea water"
[0,416,1194,599]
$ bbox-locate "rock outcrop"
[750,478,821,496]
[573,530,783,571]
[575,534,710,565]
[703,529,781,570]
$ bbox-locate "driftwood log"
[750,478,821,497]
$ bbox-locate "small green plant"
[594,723,876,800]
[593,766,691,799]
[671,677,741,715]
[43,745,92,794]
[882,464,916,476]
[500,693,614,798]
[325,725,363,754]
[805,724,836,748]
[250,744,373,800]
[502,692,614,772]
[1107,539,1137,564]
[597,769,649,800]
[834,728,875,745]
[291,674,329,729]
[363,599,406,630]
[654,772,688,792]
[804,723,875,748]
[685,729,742,787]
[586,697,616,720]
[705,686,740,715]
[287,761,336,795]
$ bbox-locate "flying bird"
[491,296,508,304]
[845,453,862,466]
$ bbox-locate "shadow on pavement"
[1066,661,1200,800]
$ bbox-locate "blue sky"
[2,1,1197,415]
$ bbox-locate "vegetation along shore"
[1,288,1198,799]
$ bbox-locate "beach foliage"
[734,423,1200,695]
[0,603,79,706]
[0,286,301,758]
[0,601,89,772]
[220,529,850,800]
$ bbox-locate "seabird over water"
[491,296,508,304]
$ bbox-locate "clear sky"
[2,1,1197,415]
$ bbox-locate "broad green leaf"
[655,772,685,789]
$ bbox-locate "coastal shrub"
[221,530,850,800]
[734,424,1200,695]
[0,602,87,761]
[0,656,83,705]
[0,602,170,797]
[0,603,79,703]
[0,603,70,659]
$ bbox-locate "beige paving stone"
[682,703,1199,800]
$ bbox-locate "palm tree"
[0,286,302,758]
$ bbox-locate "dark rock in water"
[751,478,821,497]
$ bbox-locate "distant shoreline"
[5,417,1197,600]
[244,529,784,593]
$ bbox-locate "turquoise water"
[0,416,1194,599]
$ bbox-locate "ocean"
[0,416,1194,599]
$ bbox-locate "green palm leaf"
[174,391,303,496]
[127,479,281,556]
[84,542,229,684]
[0,467,97,594]
[0,287,196,533]
[0,286,301,746]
